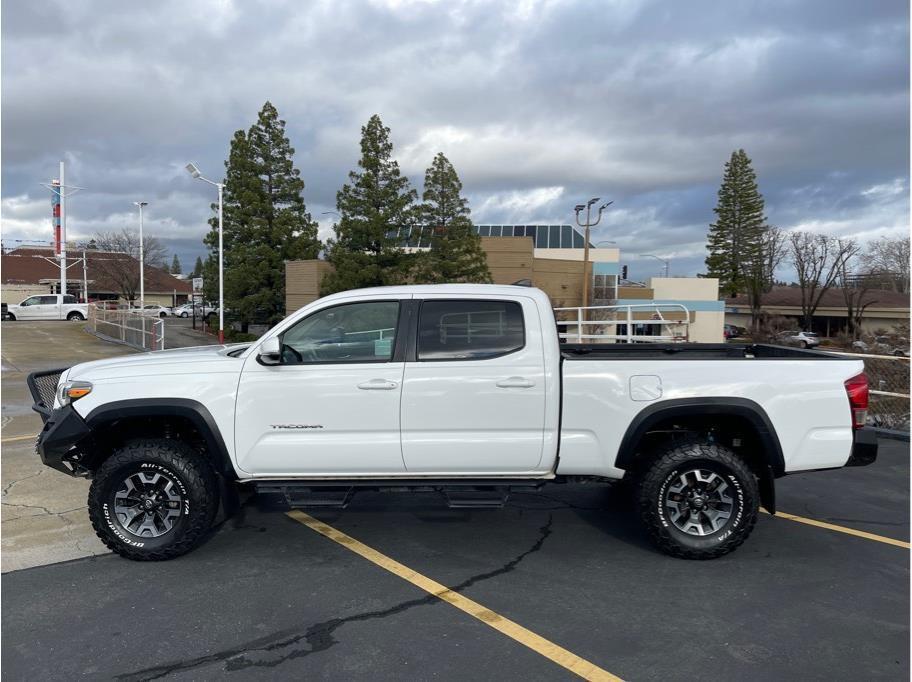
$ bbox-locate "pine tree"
[171,254,182,275]
[705,149,767,297]
[322,115,418,294]
[413,153,491,284]
[192,256,204,278]
[203,101,320,326]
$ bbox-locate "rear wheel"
[181,311,189,318]
[88,439,218,561]
[636,441,759,559]
[67,311,85,321]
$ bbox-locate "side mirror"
[257,336,281,365]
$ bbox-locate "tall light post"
[639,253,670,278]
[186,163,225,344]
[574,198,613,311]
[134,202,148,309]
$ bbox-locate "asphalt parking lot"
[1,322,909,680]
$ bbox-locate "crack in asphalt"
[1,501,85,520]
[2,468,45,497]
[116,514,554,680]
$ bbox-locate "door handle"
[496,376,535,389]
[357,379,399,390]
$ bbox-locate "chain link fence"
[829,350,910,432]
[88,303,165,351]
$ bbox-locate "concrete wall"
[2,284,51,304]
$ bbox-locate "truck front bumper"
[34,404,93,477]
[846,428,878,467]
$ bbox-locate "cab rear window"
[417,300,525,361]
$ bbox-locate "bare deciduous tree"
[837,253,879,341]
[741,226,787,331]
[787,232,859,330]
[92,229,169,303]
[861,235,910,294]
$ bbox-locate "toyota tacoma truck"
[28,284,877,561]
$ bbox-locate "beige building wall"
[650,277,719,301]
[2,284,51,304]
[533,247,619,263]
[689,311,725,343]
[285,260,334,315]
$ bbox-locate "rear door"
[31,295,61,320]
[400,296,547,473]
[235,296,409,476]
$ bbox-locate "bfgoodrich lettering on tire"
[636,441,759,559]
[88,439,218,561]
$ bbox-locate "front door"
[400,297,547,474]
[235,297,408,476]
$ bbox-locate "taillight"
[844,373,869,429]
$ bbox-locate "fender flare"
[84,398,238,480]
[615,397,785,477]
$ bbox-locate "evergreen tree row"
[202,104,491,328]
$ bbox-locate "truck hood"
[67,343,251,381]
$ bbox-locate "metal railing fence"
[554,303,690,343]
[88,303,165,351]
[828,350,909,431]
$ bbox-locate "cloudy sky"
[2,0,909,280]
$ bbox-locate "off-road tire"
[88,439,218,561]
[67,311,85,321]
[636,441,759,560]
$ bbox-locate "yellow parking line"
[764,510,910,549]
[287,510,621,681]
[0,433,37,444]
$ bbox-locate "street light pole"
[134,202,148,309]
[574,198,613,310]
[639,253,670,278]
[186,163,225,344]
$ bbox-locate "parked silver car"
[778,330,821,349]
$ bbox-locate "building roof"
[725,285,909,310]
[1,248,191,294]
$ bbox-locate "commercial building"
[286,224,724,342]
[725,286,910,336]
[1,246,191,306]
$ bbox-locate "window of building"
[281,301,399,364]
[478,225,491,237]
[417,300,525,361]
[535,226,547,248]
[561,225,573,248]
[548,225,560,248]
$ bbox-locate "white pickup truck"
[29,284,877,562]
[3,294,88,321]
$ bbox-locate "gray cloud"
[2,0,908,282]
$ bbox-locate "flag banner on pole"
[52,180,61,255]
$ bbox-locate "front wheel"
[88,439,218,561]
[636,442,759,559]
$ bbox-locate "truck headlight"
[57,381,93,407]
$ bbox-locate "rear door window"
[417,300,525,361]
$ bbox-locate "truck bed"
[561,343,844,360]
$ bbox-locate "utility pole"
[82,249,88,303]
[639,253,671,278]
[574,198,613,311]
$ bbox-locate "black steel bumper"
[846,427,878,467]
[34,404,93,477]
